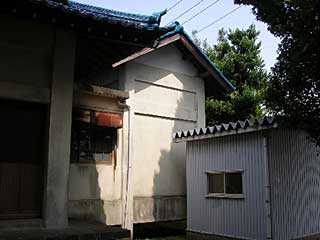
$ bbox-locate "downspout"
[118,100,133,231]
[263,135,273,239]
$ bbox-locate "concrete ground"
[134,220,186,240]
[0,220,130,240]
[142,236,185,240]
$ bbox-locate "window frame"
[205,170,244,199]
[70,121,117,165]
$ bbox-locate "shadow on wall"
[68,141,107,225]
[130,66,198,229]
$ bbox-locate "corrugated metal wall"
[187,132,268,239]
[268,129,320,239]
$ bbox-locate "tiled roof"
[30,0,168,30]
[173,116,277,141]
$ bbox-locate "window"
[206,171,244,198]
[71,121,117,163]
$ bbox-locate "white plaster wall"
[134,44,199,77]
[133,115,194,197]
[68,95,125,225]
[68,43,207,224]
[121,44,206,222]
[69,164,122,201]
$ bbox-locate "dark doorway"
[0,99,46,219]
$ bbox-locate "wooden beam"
[82,34,150,48]
[112,34,181,68]
[0,81,50,104]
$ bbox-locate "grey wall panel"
[187,133,268,239]
[268,129,320,239]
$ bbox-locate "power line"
[167,0,183,12]
[168,0,206,24]
[196,5,243,34]
[181,0,221,25]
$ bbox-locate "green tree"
[194,25,268,125]
[234,0,320,145]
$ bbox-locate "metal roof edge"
[174,124,277,143]
[173,116,280,142]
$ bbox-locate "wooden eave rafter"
[112,34,181,68]
[74,84,129,100]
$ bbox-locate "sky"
[75,0,280,71]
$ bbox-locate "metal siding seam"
[269,129,320,239]
[263,135,272,239]
[186,141,190,230]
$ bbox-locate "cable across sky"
[167,0,206,24]
[181,0,221,25]
[196,5,243,34]
[167,0,183,12]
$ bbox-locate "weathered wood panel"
[0,99,45,219]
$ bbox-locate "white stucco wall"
[68,93,125,225]
[67,43,208,226]
[120,44,206,223]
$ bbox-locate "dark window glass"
[71,122,116,162]
[225,173,243,194]
[208,173,224,194]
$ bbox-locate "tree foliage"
[234,0,320,145]
[194,25,268,125]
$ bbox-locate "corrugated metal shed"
[174,116,277,141]
[180,117,320,239]
[187,133,269,239]
[268,129,320,239]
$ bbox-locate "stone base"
[133,195,186,223]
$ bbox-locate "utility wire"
[168,0,206,24]
[181,0,221,25]
[167,0,183,12]
[196,5,242,33]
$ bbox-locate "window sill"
[205,193,244,199]
[73,160,113,165]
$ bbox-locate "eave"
[1,0,174,46]
[112,31,234,93]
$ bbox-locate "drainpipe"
[118,100,133,233]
